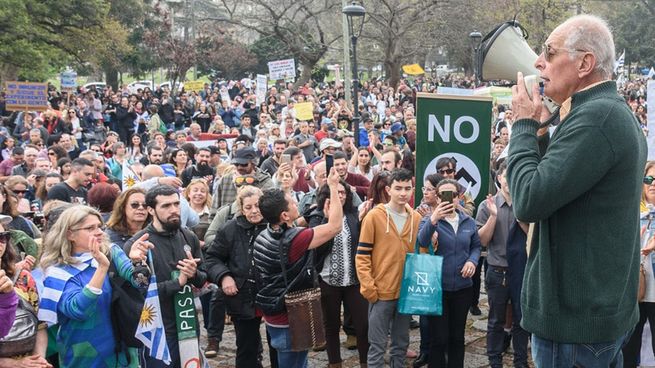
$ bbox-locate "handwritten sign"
[267,59,296,80]
[256,74,267,106]
[5,82,49,111]
[295,102,314,121]
[184,80,205,92]
[60,71,77,90]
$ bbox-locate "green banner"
[172,271,198,341]
[415,93,493,209]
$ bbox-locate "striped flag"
[135,256,171,365]
[122,160,141,188]
[614,49,625,73]
[648,67,654,79]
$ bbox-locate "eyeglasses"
[234,176,256,186]
[129,202,147,209]
[70,223,106,232]
[421,186,436,192]
[12,189,27,195]
[234,163,250,168]
[437,168,455,175]
[0,231,10,244]
[541,43,588,62]
[644,176,655,185]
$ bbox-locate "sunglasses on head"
[644,176,655,185]
[0,231,10,243]
[438,168,455,175]
[234,176,256,186]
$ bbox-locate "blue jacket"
[418,211,481,292]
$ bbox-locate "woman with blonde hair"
[183,179,212,245]
[39,206,139,368]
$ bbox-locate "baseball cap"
[320,138,342,152]
[391,122,404,134]
[232,147,258,165]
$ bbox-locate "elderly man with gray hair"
[508,14,646,367]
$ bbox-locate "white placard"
[267,58,296,80]
[647,80,655,160]
[256,74,267,106]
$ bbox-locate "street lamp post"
[469,31,482,88]
[343,2,366,147]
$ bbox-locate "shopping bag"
[398,241,443,316]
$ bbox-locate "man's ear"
[578,53,597,78]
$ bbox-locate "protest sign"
[60,70,77,90]
[185,80,205,92]
[268,59,296,80]
[415,93,493,207]
[295,102,314,121]
[5,82,49,111]
[256,74,267,106]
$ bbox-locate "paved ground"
[199,288,535,368]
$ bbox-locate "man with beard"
[125,184,207,368]
[260,139,288,177]
[134,165,199,228]
[212,147,274,211]
[139,145,164,166]
[181,147,215,189]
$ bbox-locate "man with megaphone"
[506,14,646,368]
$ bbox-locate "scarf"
[38,252,98,326]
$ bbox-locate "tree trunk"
[385,58,402,90]
[294,62,314,89]
[104,65,119,91]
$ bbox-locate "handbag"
[278,246,326,352]
[398,240,443,316]
[0,271,38,357]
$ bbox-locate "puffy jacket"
[253,226,313,315]
[417,210,481,292]
[205,216,267,318]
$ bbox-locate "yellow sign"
[402,64,425,75]
[295,102,314,121]
[184,80,205,92]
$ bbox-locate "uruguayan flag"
[122,160,141,188]
[614,49,625,73]
[135,271,171,365]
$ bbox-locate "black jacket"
[307,207,360,282]
[115,106,136,129]
[205,216,267,318]
[123,224,207,338]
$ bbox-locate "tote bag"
[398,241,443,316]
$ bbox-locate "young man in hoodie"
[356,168,422,368]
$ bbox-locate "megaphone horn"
[477,20,539,82]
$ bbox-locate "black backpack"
[108,261,149,349]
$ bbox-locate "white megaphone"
[477,20,558,113]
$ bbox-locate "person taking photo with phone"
[417,178,481,368]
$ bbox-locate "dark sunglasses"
[234,163,250,168]
[438,168,455,175]
[0,231,10,243]
[644,176,655,185]
[12,189,28,194]
[129,202,147,209]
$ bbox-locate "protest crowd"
[0,13,654,368]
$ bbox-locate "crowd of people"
[0,12,653,368]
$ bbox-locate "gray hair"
[562,14,615,79]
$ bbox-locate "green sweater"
[507,81,646,343]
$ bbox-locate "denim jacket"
[418,210,481,292]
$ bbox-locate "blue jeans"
[266,325,308,368]
[532,331,631,368]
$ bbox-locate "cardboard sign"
[185,80,205,92]
[267,59,296,80]
[5,82,49,111]
[295,102,314,121]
